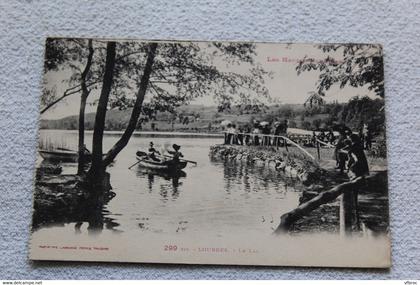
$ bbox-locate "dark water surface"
[36,130,302,237]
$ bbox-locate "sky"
[41,41,378,120]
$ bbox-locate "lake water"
[35,130,302,238]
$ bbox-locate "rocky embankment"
[32,164,115,229]
[209,144,326,186]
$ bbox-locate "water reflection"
[135,167,187,201]
[210,156,304,196]
[34,131,301,237]
[32,183,119,234]
[74,193,122,235]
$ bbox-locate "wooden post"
[342,188,360,233]
[343,191,355,233]
[316,141,321,160]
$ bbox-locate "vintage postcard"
[30,38,390,268]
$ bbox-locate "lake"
[34,130,302,238]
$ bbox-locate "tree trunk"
[77,39,94,175]
[88,41,116,186]
[103,43,158,166]
[77,92,88,174]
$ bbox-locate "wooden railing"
[274,176,366,234]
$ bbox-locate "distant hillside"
[39,103,347,132]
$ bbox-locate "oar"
[162,144,197,165]
[162,154,197,165]
[128,156,147,169]
[128,160,141,169]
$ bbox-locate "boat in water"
[38,148,106,163]
[39,149,81,162]
[136,154,187,172]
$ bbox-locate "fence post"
[316,141,321,160]
[342,189,360,233]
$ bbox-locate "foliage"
[42,39,273,122]
[369,137,387,158]
[105,41,273,119]
[339,96,385,134]
[296,44,384,98]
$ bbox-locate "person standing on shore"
[225,124,234,145]
[232,124,238,145]
[262,124,271,146]
[244,125,252,145]
[365,129,373,150]
[237,126,244,145]
[327,129,335,145]
[347,134,370,179]
[252,124,261,146]
[335,131,348,174]
[274,122,282,147]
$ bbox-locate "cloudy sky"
[41,41,377,120]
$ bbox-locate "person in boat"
[167,144,184,163]
[148,142,161,162]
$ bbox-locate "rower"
[148,142,161,161]
[167,144,183,163]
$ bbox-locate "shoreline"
[39,127,320,138]
[40,129,224,138]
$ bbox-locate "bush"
[369,137,387,158]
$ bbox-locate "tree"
[85,40,271,186]
[77,39,94,174]
[301,120,311,130]
[288,120,297,128]
[312,119,322,130]
[339,96,384,134]
[42,38,99,174]
[88,41,117,184]
[45,39,271,187]
[296,44,384,98]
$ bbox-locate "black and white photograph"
[30,38,390,267]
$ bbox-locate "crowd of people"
[311,124,373,151]
[224,119,289,147]
[223,120,372,179]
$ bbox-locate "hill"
[40,104,310,132]
[40,98,382,134]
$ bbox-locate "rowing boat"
[39,149,81,162]
[136,155,187,171]
[38,149,106,163]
